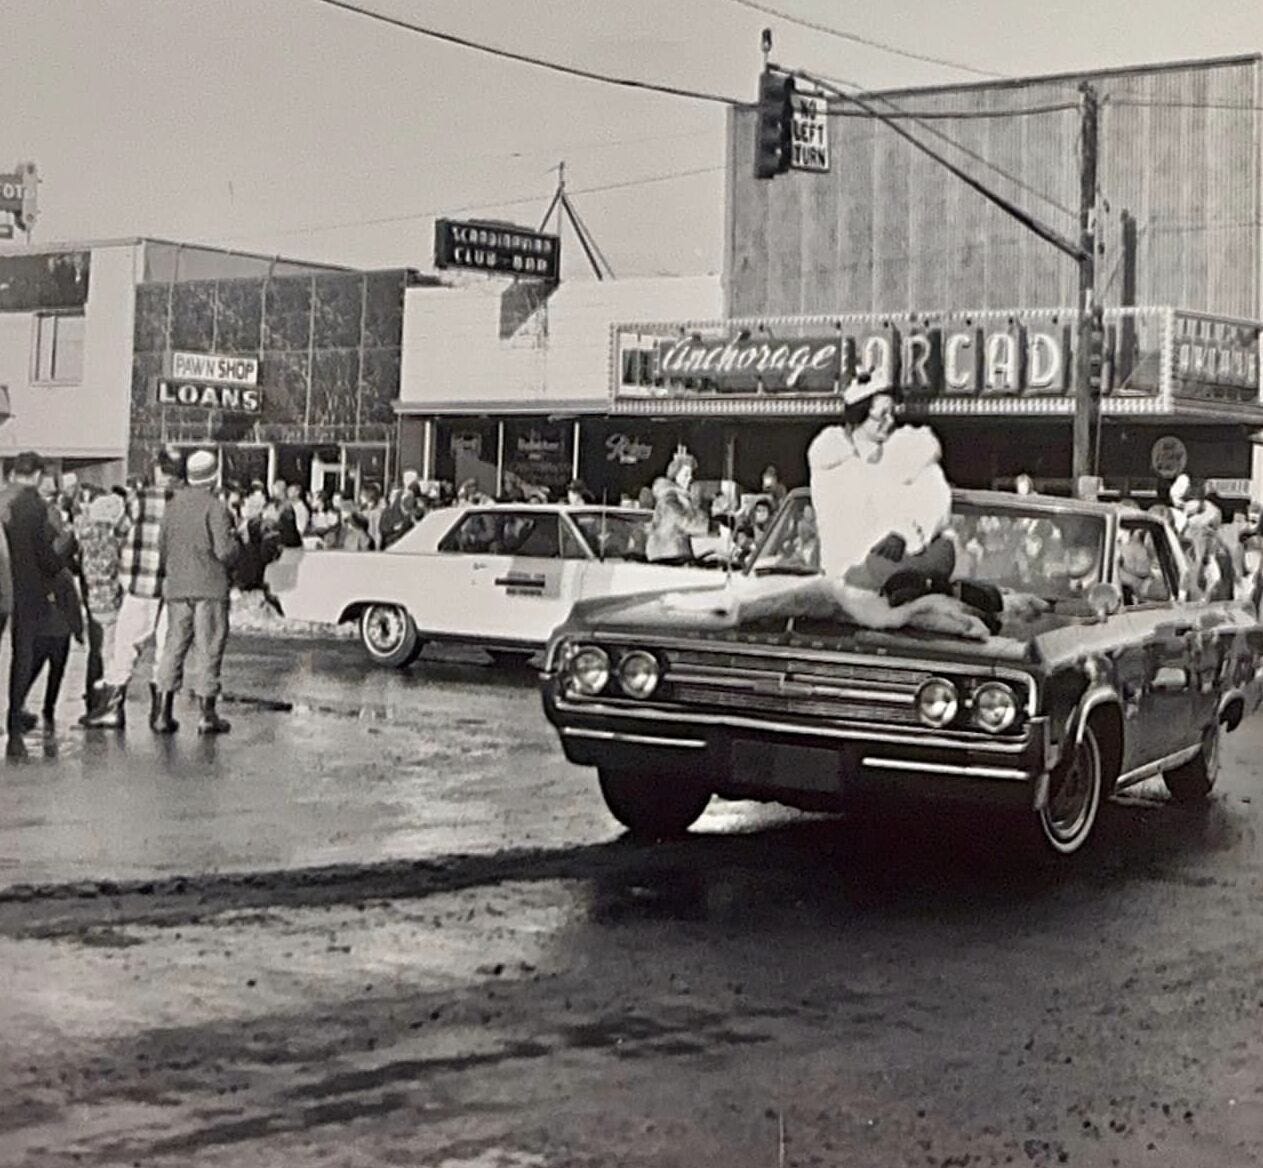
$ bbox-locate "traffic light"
[754,69,794,179]
[1086,303,1106,394]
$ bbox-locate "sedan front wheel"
[598,767,711,839]
[360,604,421,668]
[1037,722,1104,856]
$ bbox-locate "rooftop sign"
[434,219,560,281]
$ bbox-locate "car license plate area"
[730,740,841,794]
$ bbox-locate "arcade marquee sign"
[153,350,263,414]
[615,313,1074,400]
[612,308,1263,410]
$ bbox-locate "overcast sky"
[2,0,1261,279]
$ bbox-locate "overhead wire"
[312,0,748,107]
[727,0,1006,79]
[784,64,1086,260]
[211,164,726,244]
[822,101,1078,119]
[813,70,1077,218]
[1108,97,1263,112]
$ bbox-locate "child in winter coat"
[74,491,128,710]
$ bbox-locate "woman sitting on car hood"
[807,370,955,593]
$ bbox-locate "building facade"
[655,52,1263,502]
[396,275,724,501]
[130,263,426,495]
[0,237,422,494]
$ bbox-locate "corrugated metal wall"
[727,55,1260,321]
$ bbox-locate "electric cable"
[213,164,726,244]
[728,0,1005,78]
[313,0,748,107]
[813,70,1077,218]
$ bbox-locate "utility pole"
[1071,82,1100,487]
[539,161,614,281]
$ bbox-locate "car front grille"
[661,648,933,729]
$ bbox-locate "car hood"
[560,586,1103,669]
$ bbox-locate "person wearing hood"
[807,371,957,596]
[645,449,710,564]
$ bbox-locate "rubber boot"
[147,683,161,729]
[79,684,126,729]
[197,696,230,736]
[150,690,179,734]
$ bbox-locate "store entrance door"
[221,444,272,490]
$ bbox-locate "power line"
[823,100,1078,120]
[212,164,725,244]
[812,71,1077,218]
[1109,97,1263,112]
[786,65,1086,261]
[729,0,1005,79]
[312,0,747,107]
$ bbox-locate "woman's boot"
[79,684,126,729]
[197,696,230,736]
[150,690,179,734]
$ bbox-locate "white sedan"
[263,504,723,667]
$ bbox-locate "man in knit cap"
[152,449,240,735]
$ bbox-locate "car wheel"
[597,768,712,839]
[360,604,420,669]
[1163,721,1220,803]
[1037,722,1104,856]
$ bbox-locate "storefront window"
[503,419,572,499]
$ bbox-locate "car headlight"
[617,650,660,699]
[971,681,1018,733]
[916,677,959,728]
[567,645,610,696]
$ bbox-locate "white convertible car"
[263,503,723,667]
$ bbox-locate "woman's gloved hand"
[870,532,906,562]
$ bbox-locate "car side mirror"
[1087,581,1123,620]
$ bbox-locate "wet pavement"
[2,633,1263,1166]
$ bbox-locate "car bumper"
[542,679,1053,807]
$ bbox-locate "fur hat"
[88,492,126,525]
[186,449,218,487]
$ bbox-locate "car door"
[1114,518,1205,767]
[462,510,587,644]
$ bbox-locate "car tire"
[360,604,421,669]
[1163,722,1220,803]
[597,768,712,839]
[1036,721,1105,857]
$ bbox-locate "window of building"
[32,312,85,384]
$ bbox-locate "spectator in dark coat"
[153,450,240,736]
[0,451,67,753]
[29,567,84,731]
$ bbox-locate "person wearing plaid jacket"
[80,448,182,729]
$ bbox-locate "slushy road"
[2,635,1262,1167]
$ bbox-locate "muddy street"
[2,636,1263,1167]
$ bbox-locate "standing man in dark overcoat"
[0,452,67,755]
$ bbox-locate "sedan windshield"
[752,495,1107,600]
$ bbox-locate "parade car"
[264,504,723,667]
[540,489,1263,857]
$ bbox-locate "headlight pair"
[564,645,660,699]
[914,677,1019,734]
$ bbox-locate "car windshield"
[752,494,1108,599]
[570,510,653,561]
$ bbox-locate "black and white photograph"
[2,1,1263,1164]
